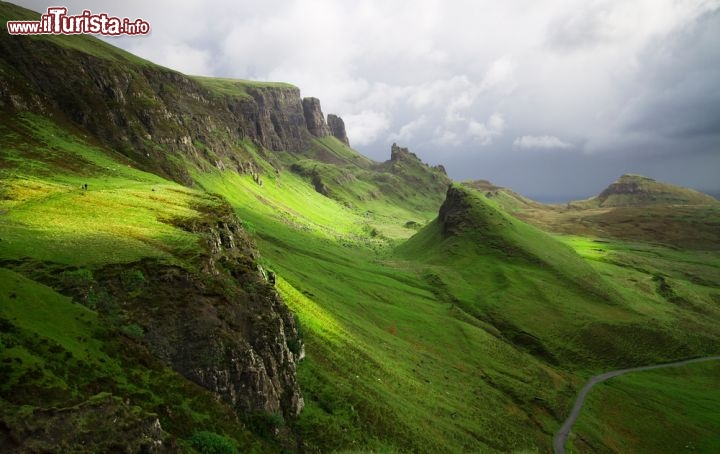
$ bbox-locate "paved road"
[553,355,720,454]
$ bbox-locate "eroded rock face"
[327,114,349,145]
[389,142,425,163]
[0,32,313,184]
[302,97,330,138]
[1,393,172,452]
[95,208,304,421]
[438,185,477,237]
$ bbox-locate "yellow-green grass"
[0,113,227,266]
[569,361,720,453]
[558,235,720,329]
[191,75,296,99]
[2,79,719,453]
[0,113,282,450]
[0,177,206,266]
[199,171,576,452]
[396,186,720,372]
[200,170,720,451]
[306,136,375,169]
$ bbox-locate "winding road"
[553,355,720,454]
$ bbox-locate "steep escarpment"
[0,192,304,448]
[0,4,340,186]
[327,114,350,145]
[87,205,304,421]
[302,97,331,138]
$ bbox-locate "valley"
[1,3,719,453]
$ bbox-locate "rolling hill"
[1,2,719,453]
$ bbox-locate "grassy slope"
[399,187,674,365]
[197,170,576,452]
[569,361,720,453]
[2,6,719,450]
[0,112,272,451]
[191,75,297,99]
[593,174,720,207]
[202,172,720,452]
[4,110,717,451]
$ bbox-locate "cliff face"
[327,114,350,145]
[2,393,172,452]
[302,97,330,137]
[93,206,305,421]
[0,29,333,185]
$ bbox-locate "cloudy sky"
[17,0,720,200]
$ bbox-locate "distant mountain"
[584,174,719,207]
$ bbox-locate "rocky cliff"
[92,205,305,421]
[302,97,330,138]
[327,114,350,145]
[0,12,339,185]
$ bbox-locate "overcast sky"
[16,0,720,200]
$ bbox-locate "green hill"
[397,185,719,368]
[588,174,719,207]
[1,2,720,453]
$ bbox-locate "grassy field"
[3,104,720,452]
[197,171,577,452]
[0,113,276,451]
[569,361,720,453]
[191,76,297,99]
[196,171,720,452]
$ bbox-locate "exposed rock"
[302,97,330,137]
[0,393,173,452]
[437,185,516,239]
[327,114,350,145]
[438,185,478,237]
[0,30,314,184]
[67,203,305,424]
[390,143,420,162]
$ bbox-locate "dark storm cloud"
[11,0,720,199]
[618,10,720,142]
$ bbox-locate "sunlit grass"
[570,361,720,453]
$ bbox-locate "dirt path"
[553,355,720,454]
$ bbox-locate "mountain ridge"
[584,174,719,207]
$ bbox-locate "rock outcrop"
[390,143,418,162]
[302,97,330,137]
[91,205,304,421]
[372,143,452,206]
[1,393,172,452]
[327,114,350,145]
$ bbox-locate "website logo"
[7,7,150,36]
